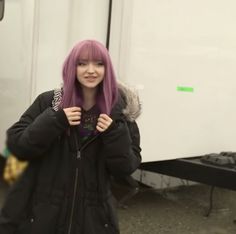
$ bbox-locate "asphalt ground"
[114,183,236,234]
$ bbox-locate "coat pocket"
[83,202,118,234]
[30,203,60,234]
[16,218,32,234]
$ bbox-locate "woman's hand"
[96,114,113,132]
[63,107,81,126]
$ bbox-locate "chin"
[83,83,99,89]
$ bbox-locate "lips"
[85,76,97,82]
[85,76,96,79]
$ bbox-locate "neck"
[82,87,97,111]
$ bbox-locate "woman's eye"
[78,62,86,66]
[96,62,104,66]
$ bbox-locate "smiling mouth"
[85,76,96,79]
[85,77,97,82]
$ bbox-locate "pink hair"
[60,40,118,115]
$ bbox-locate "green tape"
[177,86,194,92]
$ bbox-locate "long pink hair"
[60,40,118,115]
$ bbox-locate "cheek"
[100,68,105,78]
[76,67,81,75]
[76,71,82,83]
[76,68,84,79]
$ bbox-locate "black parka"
[0,84,141,234]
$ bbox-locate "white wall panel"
[32,0,109,99]
[0,0,35,150]
[110,0,236,162]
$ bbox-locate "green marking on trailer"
[177,86,194,92]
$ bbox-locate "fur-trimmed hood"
[117,81,141,122]
[52,81,141,122]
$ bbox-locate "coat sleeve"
[6,92,69,160]
[101,119,142,177]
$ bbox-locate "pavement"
[114,183,236,234]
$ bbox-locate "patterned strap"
[52,88,62,111]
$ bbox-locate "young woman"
[0,40,141,234]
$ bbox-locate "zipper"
[67,128,81,234]
[67,167,79,234]
[80,133,100,152]
[67,130,100,234]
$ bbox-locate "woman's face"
[76,60,105,90]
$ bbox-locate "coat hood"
[117,81,141,121]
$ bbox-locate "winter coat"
[0,83,142,234]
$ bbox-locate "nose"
[87,63,95,73]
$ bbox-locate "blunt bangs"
[76,41,106,64]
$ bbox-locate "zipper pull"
[77,151,81,159]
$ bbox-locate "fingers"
[63,107,81,126]
[96,114,113,132]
